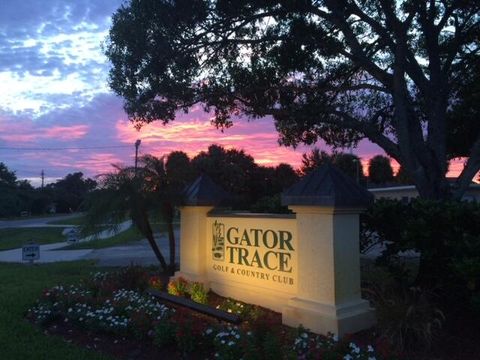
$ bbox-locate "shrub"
[83,266,150,298]
[167,277,189,297]
[149,275,163,291]
[153,318,176,347]
[289,327,386,360]
[212,326,254,360]
[216,298,262,321]
[28,283,172,338]
[189,282,208,304]
[172,309,209,356]
[361,199,480,307]
[364,283,445,352]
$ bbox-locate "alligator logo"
[212,221,225,261]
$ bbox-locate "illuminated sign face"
[209,217,296,290]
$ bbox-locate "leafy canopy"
[106,1,480,199]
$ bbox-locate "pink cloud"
[43,125,89,140]
[115,115,310,168]
[0,117,89,143]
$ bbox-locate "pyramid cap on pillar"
[183,174,230,206]
[281,163,373,208]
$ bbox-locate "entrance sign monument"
[174,165,376,336]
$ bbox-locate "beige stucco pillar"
[174,205,213,283]
[281,163,375,337]
[173,174,229,284]
[282,206,375,336]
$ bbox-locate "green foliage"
[28,269,172,341]
[191,144,298,209]
[362,199,480,283]
[81,164,169,271]
[361,199,480,325]
[153,318,176,347]
[368,155,394,184]
[167,277,189,297]
[166,277,208,304]
[394,165,413,185]
[364,284,445,353]
[212,326,253,360]
[82,266,150,298]
[188,282,208,304]
[250,194,291,214]
[217,298,262,321]
[46,172,97,213]
[299,149,365,184]
[105,0,480,200]
[0,162,36,217]
[172,309,208,356]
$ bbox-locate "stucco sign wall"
[207,216,297,296]
[174,167,376,337]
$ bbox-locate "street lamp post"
[134,139,141,175]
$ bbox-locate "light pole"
[134,139,141,175]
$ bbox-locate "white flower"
[343,355,353,360]
[367,345,374,352]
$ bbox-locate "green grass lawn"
[47,215,86,226]
[0,227,67,251]
[0,261,112,360]
[60,227,144,250]
[59,222,177,250]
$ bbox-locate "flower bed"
[27,267,398,359]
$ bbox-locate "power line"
[0,145,132,151]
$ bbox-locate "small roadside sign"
[66,228,80,243]
[22,243,40,262]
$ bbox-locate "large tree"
[47,172,97,213]
[299,148,365,182]
[368,155,394,184]
[106,0,479,199]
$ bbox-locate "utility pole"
[41,170,45,189]
[134,139,141,175]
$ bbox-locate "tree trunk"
[163,203,176,275]
[144,223,169,272]
[133,203,168,271]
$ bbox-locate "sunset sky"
[0,0,469,187]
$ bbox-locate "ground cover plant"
[27,267,393,360]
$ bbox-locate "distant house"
[368,179,480,203]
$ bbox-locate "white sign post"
[22,243,40,264]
